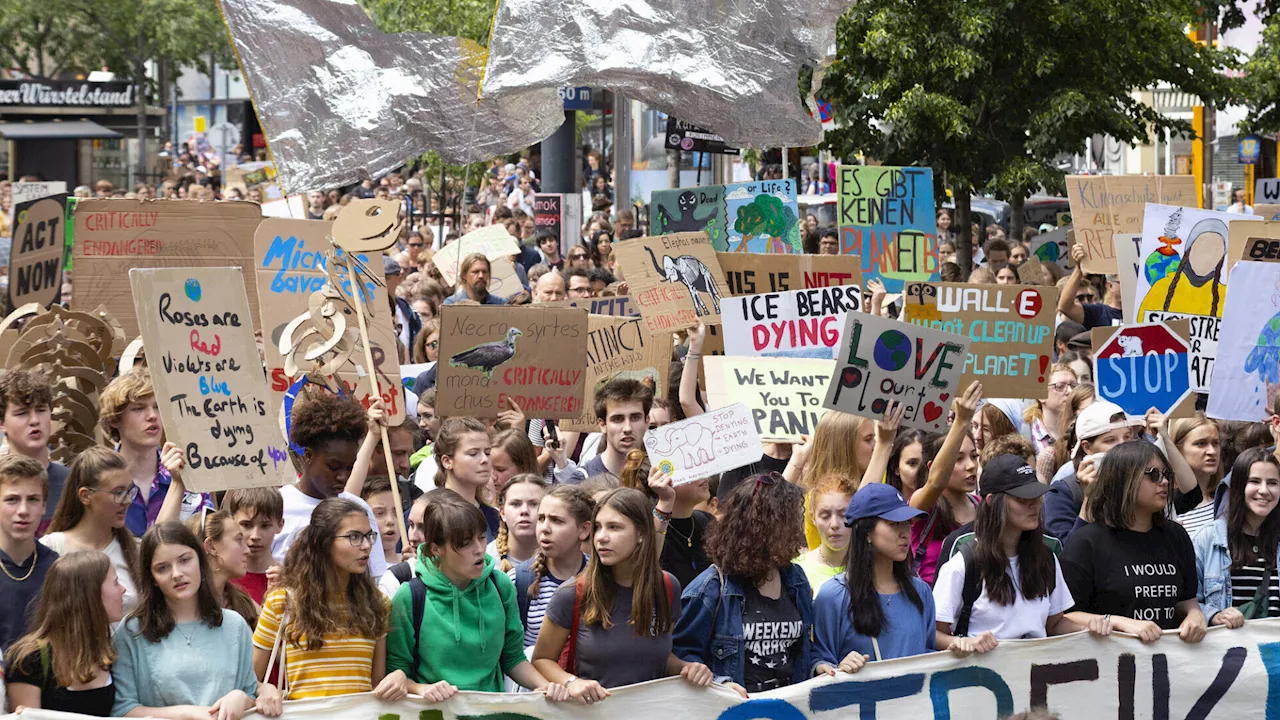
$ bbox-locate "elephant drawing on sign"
[648,422,714,470]
[645,246,724,317]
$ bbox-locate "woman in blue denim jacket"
[673,475,815,694]
[1193,447,1280,627]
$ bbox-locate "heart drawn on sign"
[923,403,943,423]
[939,393,949,402]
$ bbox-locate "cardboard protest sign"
[1257,178,1280,205]
[901,282,1057,398]
[717,252,862,295]
[1134,204,1260,321]
[253,218,404,421]
[72,199,262,338]
[1230,219,1280,264]
[545,295,640,317]
[703,356,835,442]
[488,256,523,298]
[1092,321,1193,417]
[1065,175,1196,274]
[128,267,292,493]
[650,185,726,249]
[1143,310,1218,393]
[643,403,762,485]
[1256,204,1280,221]
[613,232,725,332]
[436,304,588,419]
[11,181,67,207]
[1113,232,1143,324]
[836,165,938,292]
[721,285,862,360]
[722,179,802,252]
[560,314,670,433]
[1030,226,1072,267]
[824,311,969,431]
[9,194,66,310]
[432,224,521,286]
[1208,260,1280,421]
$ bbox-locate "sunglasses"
[1142,467,1174,485]
[408,242,423,248]
[570,253,588,260]
[1076,293,1097,303]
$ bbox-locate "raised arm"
[1056,244,1087,325]
[910,382,982,511]
[859,401,905,489]
[679,324,707,419]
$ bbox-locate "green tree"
[358,0,495,43]
[734,194,800,251]
[822,0,1235,276]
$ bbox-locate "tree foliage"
[821,0,1236,275]
[357,0,494,43]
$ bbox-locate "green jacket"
[387,549,526,691]
[409,443,432,471]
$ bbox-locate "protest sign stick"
[344,253,408,546]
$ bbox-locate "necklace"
[0,544,37,582]
[668,518,694,549]
[174,623,197,647]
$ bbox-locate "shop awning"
[0,120,122,139]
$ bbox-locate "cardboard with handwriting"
[901,282,1057,398]
[824,311,970,431]
[721,285,862,360]
[1231,220,1280,264]
[128,267,292,492]
[704,356,835,442]
[613,232,726,333]
[72,199,262,337]
[432,224,521,286]
[560,314,670,433]
[1066,175,1196,274]
[544,295,641,317]
[643,403,762,485]
[716,252,862,295]
[437,304,588,419]
[9,194,67,310]
[253,218,404,421]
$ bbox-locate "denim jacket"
[1192,517,1278,621]
[672,562,816,688]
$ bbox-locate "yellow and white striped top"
[252,588,388,699]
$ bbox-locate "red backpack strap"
[663,572,675,607]
[559,576,585,673]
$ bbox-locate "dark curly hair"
[0,368,52,417]
[288,390,367,457]
[703,475,806,584]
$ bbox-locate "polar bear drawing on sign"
[1118,335,1144,358]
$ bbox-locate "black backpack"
[952,542,1057,637]
[404,571,502,680]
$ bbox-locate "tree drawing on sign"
[449,327,522,379]
[648,422,714,473]
[644,247,724,317]
[732,193,799,253]
[656,191,717,233]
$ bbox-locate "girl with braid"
[509,485,595,646]
[489,474,547,572]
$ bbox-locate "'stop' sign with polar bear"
[1094,321,1192,417]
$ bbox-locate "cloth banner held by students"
[10,622,1280,720]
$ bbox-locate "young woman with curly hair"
[252,498,408,701]
[4,551,125,715]
[275,391,388,580]
[111,522,282,719]
[673,474,814,694]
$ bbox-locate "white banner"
[12,623,1280,720]
[721,285,861,359]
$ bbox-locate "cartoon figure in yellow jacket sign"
[1135,204,1259,321]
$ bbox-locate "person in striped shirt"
[251,498,410,701]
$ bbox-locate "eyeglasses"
[1142,467,1174,485]
[99,484,140,505]
[1048,381,1078,393]
[1076,293,1097,303]
[408,242,423,248]
[339,530,380,548]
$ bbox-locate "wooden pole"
[344,254,409,547]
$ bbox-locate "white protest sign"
[643,403,761,485]
[1208,260,1280,421]
[1144,310,1219,393]
[1030,225,1071,266]
[1258,177,1280,205]
[721,284,861,359]
[13,622,1280,720]
[704,356,834,442]
[1135,204,1260,322]
[1113,232,1142,324]
[433,224,521,285]
[824,311,969,431]
[11,181,67,207]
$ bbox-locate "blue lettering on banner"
[928,667,1014,720]
[261,234,376,303]
[714,699,808,720]
[809,674,926,720]
[1257,642,1280,720]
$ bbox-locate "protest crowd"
[0,151,1277,720]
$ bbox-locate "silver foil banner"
[218,0,563,192]
[481,0,853,149]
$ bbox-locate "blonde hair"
[98,367,154,443]
[802,412,869,490]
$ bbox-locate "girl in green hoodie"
[387,491,572,703]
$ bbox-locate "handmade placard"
[9,194,66,310]
[544,295,640,317]
[1144,310,1218,393]
[721,285,862,359]
[128,267,292,493]
[1092,321,1192,417]
[643,403,762,485]
[824,312,969,431]
[1230,219,1280,265]
[1066,175,1196,274]
[1208,261,1280,421]
[1030,226,1072,267]
[560,314,670,433]
[437,304,588,419]
[703,356,835,442]
[253,218,404,421]
[1134,204,1260,321]
[716,252,862,295]
[432,224,521,286]
[901,282,1057,398]
[1113,232,1143,325]
[721,179,802,252]
[613,232,725,332]
[836,165,938,292]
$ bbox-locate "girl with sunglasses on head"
[1193,447,1280,627]
[1061,440,1207,644]
[532,488,713,704]
[4,551,125,715]
[252,498,407,700]
[42,446,154,615]
[674,475,812,695]
[111,522,282,720]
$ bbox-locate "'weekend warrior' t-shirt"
[1060,522,1197,629]
[741,585,803,689]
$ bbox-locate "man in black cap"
[938,454,1062,562]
